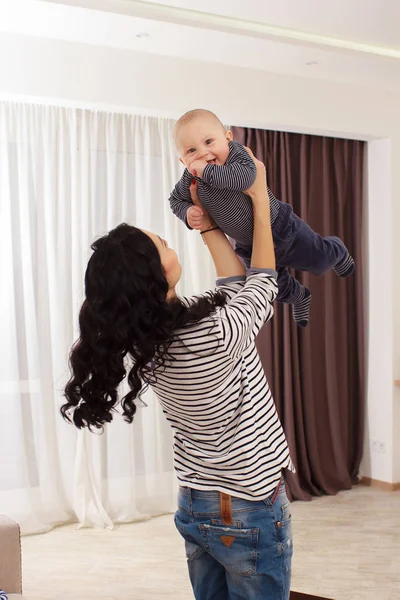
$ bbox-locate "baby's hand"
[189,159,208,178]
[187,205,205,230]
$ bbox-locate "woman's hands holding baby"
[187,146,267,231]
[187,180,215,231]
[187,205,205,229]
[243,147,268,202]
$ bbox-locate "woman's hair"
[61,223,226,431]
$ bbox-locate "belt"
[219,477,282,525]
[220,492,233,525]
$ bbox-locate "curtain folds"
[232,126,365,501]
[0,102,216,533]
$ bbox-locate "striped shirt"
[169,141,282,247]
[149,269,295,501]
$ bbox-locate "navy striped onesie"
[169,140,353,326]
[170,141,281,246]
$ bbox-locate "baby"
[169,109,354,327]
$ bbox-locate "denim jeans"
[174,478,293,600]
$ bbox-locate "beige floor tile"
[21,486,400,600]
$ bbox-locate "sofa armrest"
[0,515,22,594]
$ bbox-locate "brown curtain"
[232,127,365,501]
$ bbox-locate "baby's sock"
[292,287,312,328]
[334,253,355,278]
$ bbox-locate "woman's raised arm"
[190,181,246,279]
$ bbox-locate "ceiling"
[1,0,400,92]
[123,0,400,49]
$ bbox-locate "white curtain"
[0,101,216,534]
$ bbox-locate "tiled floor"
[22,485,400,600]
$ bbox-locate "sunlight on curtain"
[0,102,216,533]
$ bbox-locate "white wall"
[363,140,394,483]
[1,31,399,483]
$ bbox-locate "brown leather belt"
[220,492,233,525]
[219,478,282,526]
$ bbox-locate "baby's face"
[176,117,232,170]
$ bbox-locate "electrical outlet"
[371,439,386,454]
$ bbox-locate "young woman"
[62,150,294,600]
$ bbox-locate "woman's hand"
[187,205,205,230]
[242,148,275,270]
[244,147,268,203]
[189,181,215,231]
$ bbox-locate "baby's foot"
[334,253,355,278]
[292,288,312,328]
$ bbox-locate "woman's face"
[144,230,182,294]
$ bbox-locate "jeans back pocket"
[198,523,259,576]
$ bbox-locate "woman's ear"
[225,130,233,142]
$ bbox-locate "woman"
[62,151,294,600]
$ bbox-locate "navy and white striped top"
[149,269,295,501]
[169,141,282,247]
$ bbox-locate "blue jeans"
[174,478,293,600]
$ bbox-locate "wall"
[1,31,399,483]
[364,140,394,483]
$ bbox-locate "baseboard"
[359,477,400,491]
[290,593,333,600]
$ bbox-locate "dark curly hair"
[61,223,226,431]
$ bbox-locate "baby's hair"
[174,109,226,139]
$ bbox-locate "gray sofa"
[0,515,27,599]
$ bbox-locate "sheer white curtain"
[0,101,216,534]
